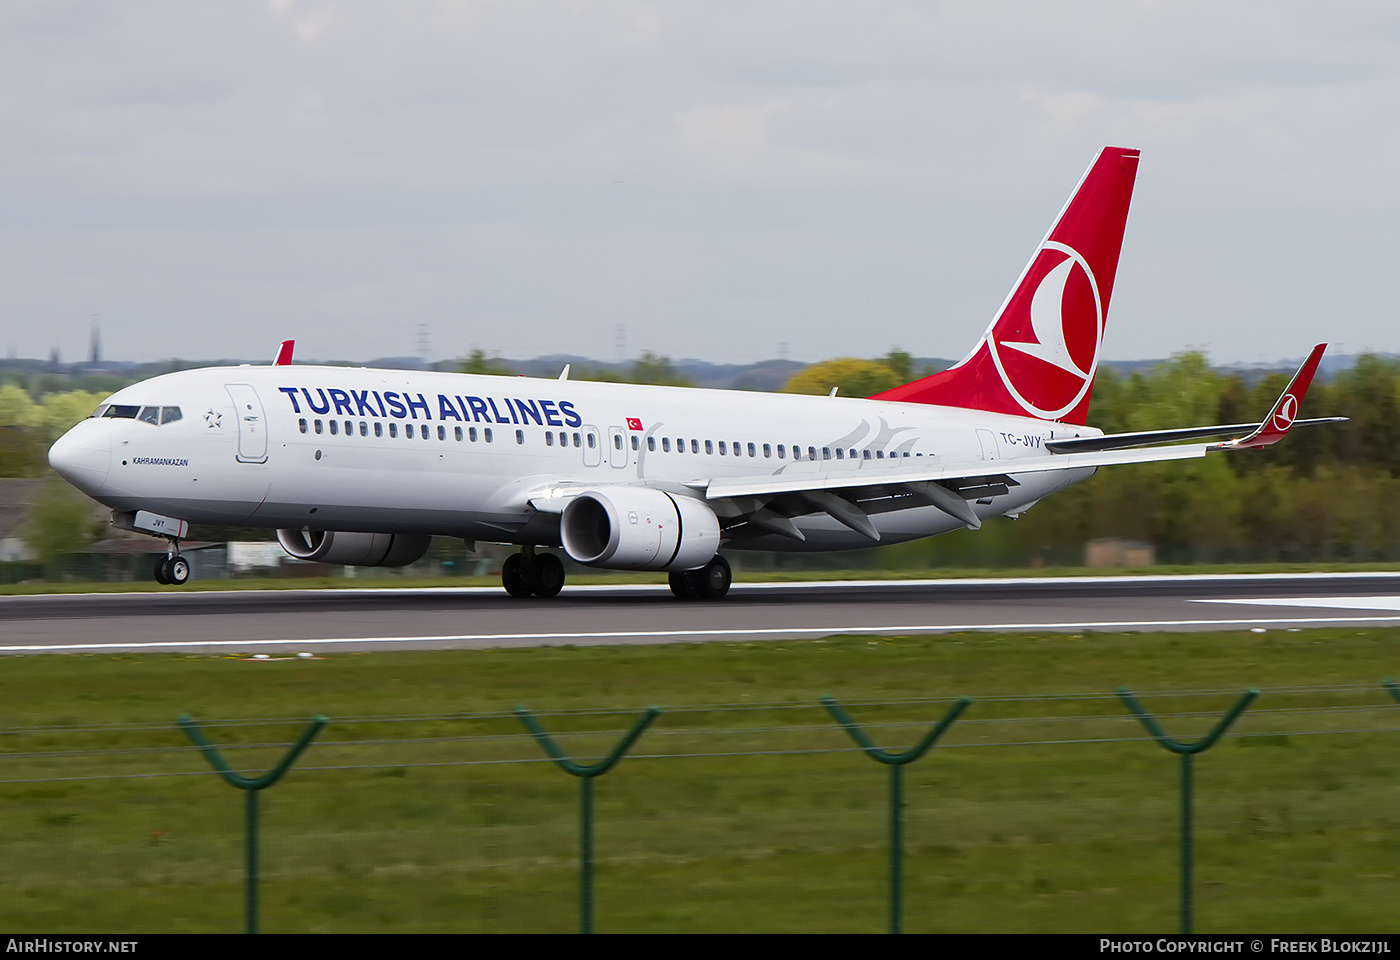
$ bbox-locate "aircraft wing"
[528,345,1333,542]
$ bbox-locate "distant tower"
[49,345,61,371]
[417,323,430,363]
[89,316,101,365]
[615,324,626,363]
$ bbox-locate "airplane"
[47,146,1338,599]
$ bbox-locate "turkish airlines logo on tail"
[987,241,1103,420]
[1272,394,1298,432]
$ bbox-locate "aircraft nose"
[49,424,110,495]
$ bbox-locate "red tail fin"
[872,146,1141,424]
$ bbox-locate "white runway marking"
[1197,596,1400,612]
[6,614,1400,653]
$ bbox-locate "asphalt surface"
[6,573,1400,654]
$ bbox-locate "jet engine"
[560,488,720,570]
[276,529,432,567]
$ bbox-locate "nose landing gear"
[152,541,191,586]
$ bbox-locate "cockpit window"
[96,404,182,424]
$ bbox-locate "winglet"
[274,340,295,366]
[1214,344,1327,450]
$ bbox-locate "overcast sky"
[1,2,1396,367]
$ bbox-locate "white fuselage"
[49,365,1100,553]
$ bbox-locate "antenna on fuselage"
[559,364,571,380]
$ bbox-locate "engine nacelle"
[276,529,432,567]
[561,488,720,571]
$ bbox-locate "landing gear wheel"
[165,555,191,586]
[502,553,538,598]
[153,556,171,585]
[695,555,732,600]
[668,569,698,600]
[533,553,566,598]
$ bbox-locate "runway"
[6,572,1400,655]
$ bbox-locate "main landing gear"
[668,555,732,601]
[501,549,566,599]
[152,541,191,586]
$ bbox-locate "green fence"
[2,684,1399,933]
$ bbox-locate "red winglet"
[1216,344,1327,450]
[274,340,295,366]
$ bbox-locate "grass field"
[1,628,1399,933]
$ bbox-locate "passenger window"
[469,427,477,442]
[138,406,160,425]
[863,449,871,460]
[662,438,671,452]
[438,425,446,440]
[647,436,656,452]
[374,422,383,437]
[718,441,726,455]
[763,443,771,458]
[777,444,785,459]
[360,422,368,436]
[631,435,639,451]
[613,434,622,450]
[835,448,843,460]
[161,407,182,425]
[389,423,397,438]
[484,428,493,443]
[876,450,884,459]
[675,438,684,453]
[810,446,818,460]
[455,426,463,441]
[545,432,554,446]
[705,440,713,454]
[516,429,524,444]
[586,432,594,448]
[299,418,308,434]
[747,442,756,458]
[573,432,581,447]
[315,420,324,434]
[329,421,339,435]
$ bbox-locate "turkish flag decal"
[626,417,643,431]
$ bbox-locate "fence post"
[179,713,327,935]
[515,705,659,934]
[1117,687,1256,935]
[822,694,971,934]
